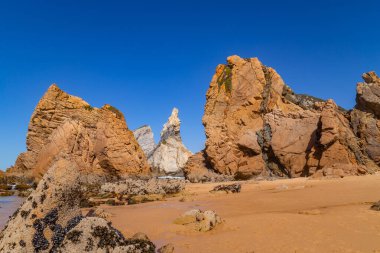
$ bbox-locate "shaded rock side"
[148,108,192,175]
[7,84,150,180]
[133,125,155,157]
[183,151,233,183]
[266,100,375,177]
[351,72,380,165]
[201,55,376,179]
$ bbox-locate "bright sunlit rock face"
[148,108,192,175]
[186,55,378,180]
[7,84,150,181]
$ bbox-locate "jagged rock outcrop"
[187,55,377,180]
[147,108,192,175]
[133,126,155,157]
[351,72,380,165]
[7,84,150,181]
[0,123,156,253]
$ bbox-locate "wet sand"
[104,173,380,253]
[0,196,24,230]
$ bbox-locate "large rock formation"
[133,126,155,158]
[7,84,150,181]
[351,72,380,165]
[147,108,192,175]
[187,55,378,180]
[0,131,155,252]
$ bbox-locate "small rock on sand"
[370,201,380,211]
[298,209,322,215]
[174,209,222,232]
[131,232,151,241]
[158,243,175,253]
[210,183,241,194]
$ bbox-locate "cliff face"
[7,84,150,180]
[351,72,380,165]
[146,108,192,175]
[188,55,378,180]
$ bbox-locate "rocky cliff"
[146,108,192,175]
[7,84,150,181]
[186,55,378,180]
[351,72,380,165]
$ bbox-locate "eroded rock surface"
[351,72,380,166]
[101,178,185,196]
[190,55,378,180]
[174,209,222,232]
[148,108,192,175]
[157,243,175,253]
[183,151,233,183]
[58,217,155,253]
[211,183,241,193]
[0,126,155,252]
[7,84,150,181]
[133,126,155,157]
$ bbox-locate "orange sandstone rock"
[7,84,150,181]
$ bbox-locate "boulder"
[131,232,151,242]
[7,84,150,181]
[183,151,233,183]
[198,210,222,232]
[173,209,203,225]
[211,183,241,193]
[0,132,155,252]
[174,209,222,232]
[148,108,192,175]
[57,217,156,253]
[158,243,175,253]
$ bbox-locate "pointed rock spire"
[160,108,181,141]
[8,84,150,180]
[147,108,192,175]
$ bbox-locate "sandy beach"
[99,174,380,253]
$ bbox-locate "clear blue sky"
[0,0,379,170]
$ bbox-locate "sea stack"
[185,55,378,180]
[146,108,192,176]
[6,84,150,181]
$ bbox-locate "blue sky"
[0,0,379,170]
